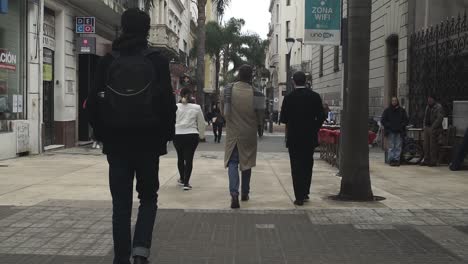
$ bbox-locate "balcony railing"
[149,24,180,54]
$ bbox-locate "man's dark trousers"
[451,128,468,170]
[288,146,315,201]
[107,153,160,264]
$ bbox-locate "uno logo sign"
[0,49,17,71]
[76,17,95,34]
[310,32,335,39]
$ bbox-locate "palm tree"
[205,21,224,94]
[142,0,230,109]
[338,0,374,200]
[195,0,230,110]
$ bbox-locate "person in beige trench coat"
[222,65,264,209]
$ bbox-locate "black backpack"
[100,49,160,129]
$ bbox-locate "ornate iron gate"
[409,14,468,127]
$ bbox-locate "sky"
[222,0,271,39]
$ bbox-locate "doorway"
[43,48,54,146]
[386,35,399,106]
[78,54,100,142]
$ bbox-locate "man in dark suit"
[280,71,326,206]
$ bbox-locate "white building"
[266,0,468,125]
[1,0,124,160]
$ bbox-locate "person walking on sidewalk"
[222,65,264,209]
[421,95,444,167]
[450,127,468,171]
[212,106,225,143]
[174,88,206,190]
[87,9,176,264]
[381,97,409,166]
[280,71,326,206]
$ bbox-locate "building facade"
[266,0,468,126]
[0,0,220,160]
[0,0,123,160]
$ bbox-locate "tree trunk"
[338,0,374,200]
[196,0,207,111]
[215,53,221,101]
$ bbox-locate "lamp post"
[269,65,276,133]
[285,38,295,94]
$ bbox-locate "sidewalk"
[0,136,467,263]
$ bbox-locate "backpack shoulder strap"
[110,51,120,59]
[142,48,158,57]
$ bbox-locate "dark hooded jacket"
[381,104,409,136]
[87,34,176,155]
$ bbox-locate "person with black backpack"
[86,9,176,264]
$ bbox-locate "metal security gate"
[409,14,468,127]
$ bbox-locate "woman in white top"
[174,88,206,190]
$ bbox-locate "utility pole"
[338,0,374,201]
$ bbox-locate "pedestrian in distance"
[222,65,264,209]
[174,88,206,190]
[280,71,326,206]
[381,97,409,167]
[211,105,225,143]
[421,94,444,167]
[449,127,468,171]
[86,8,176,264]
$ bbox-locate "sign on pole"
[76,17,96,34]
[304,0,341,45]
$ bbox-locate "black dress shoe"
[133,256,149,264]
[294,200,304,206]
[241,194,249,201]
[304,195,310,201]
[231,195,240,209]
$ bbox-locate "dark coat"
[381,105,409,136]
[280,88,326,149]
[423,103,444,129]
[87,36,176,155]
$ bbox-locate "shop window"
[0,0,26,131]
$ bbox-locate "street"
[0,134,467,263]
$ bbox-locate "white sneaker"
[177,179,184,186]
[96,144,101,149]
[183,185,192,191]
[92,142,97,148]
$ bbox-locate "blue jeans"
[228,146,251,195]
[107,153,160,264]
[387,132,402,162]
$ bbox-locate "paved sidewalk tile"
[0,205,467,264]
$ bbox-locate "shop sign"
[76,17,95,33]
[305,0,342,45]
[43,11,56,50]
[0,49,17,71]
[76,37,96,54]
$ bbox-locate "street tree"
[195,0,230,110]
[338,0,374,200]
[142,0,230,110]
